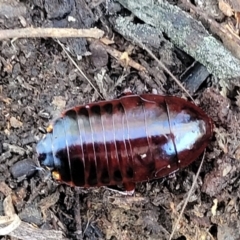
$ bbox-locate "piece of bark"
[117,0,240,79]
[180,61,210,94]
[9,222,64,240]
[112,16,165,50]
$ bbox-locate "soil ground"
[1,0,240,240]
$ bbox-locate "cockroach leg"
[104,186,135,196]
[52,171,61,181]
[46,124,53,133]
[118,88,134,98]
[104,182,135,195]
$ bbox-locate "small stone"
[3,143,25,156]
[10,117,23,128]
[19,205,43,226]
[10,159,37,179]
[52,96,66,110]
[0,151,12,162]
[89,42,108,68]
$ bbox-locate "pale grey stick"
[0,28,104,40]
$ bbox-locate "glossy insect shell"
[37,94,213,190]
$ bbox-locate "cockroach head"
[36,134,54,168]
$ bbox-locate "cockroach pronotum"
[37,94,213,192]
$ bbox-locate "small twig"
[207,227,216,240]
[88,37,146,72]
[26,181,49,205]
[57,40,103,99]
[0,27,104,40]
[169,151,206,240]
[97,39,147,72]
[74,190,83,239]
[83,212,94,236]
[129,34,194,102]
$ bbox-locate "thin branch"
[97,39,147,72]
[0,27,104,40]
[56,40,103,99]
[130,34,194,102]
[169,151,206,240]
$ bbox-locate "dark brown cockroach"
[37,94,213,191]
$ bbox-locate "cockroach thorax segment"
[36,133,54,168]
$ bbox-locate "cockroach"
[37,94,213,191]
